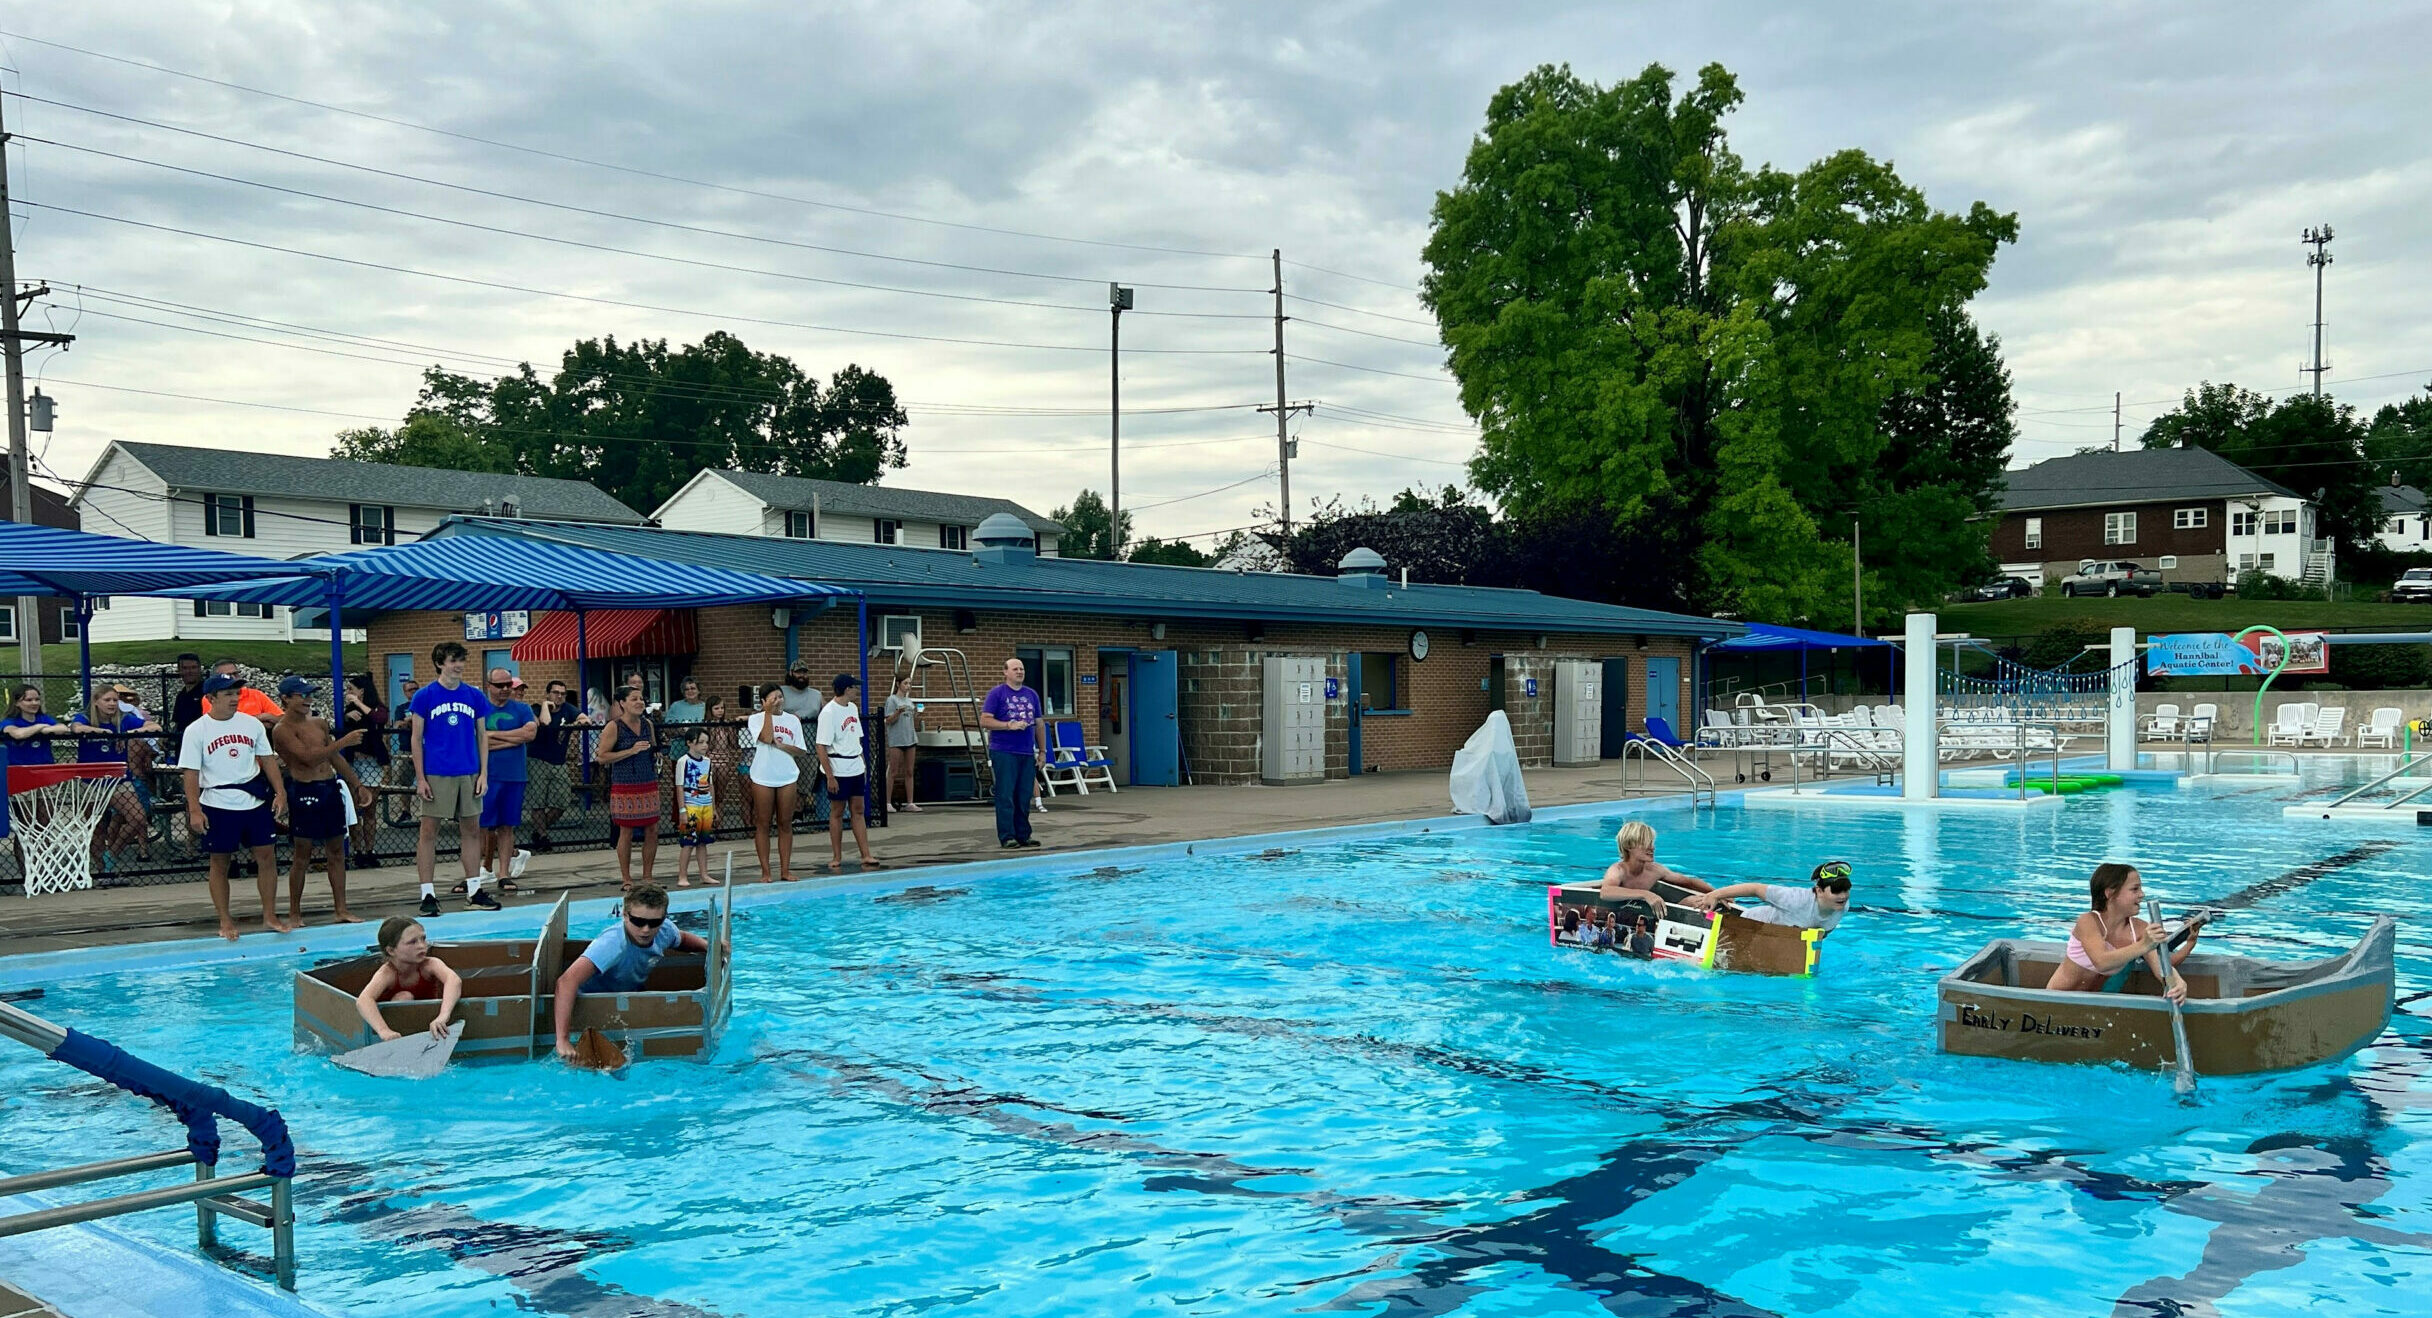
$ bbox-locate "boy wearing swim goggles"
[1683,861,1853,933]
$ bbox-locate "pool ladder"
[1620,737,1718,806]
[0,999,297,1291]
[2320,750,2432,813]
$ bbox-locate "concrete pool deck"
[0,764,1713,957]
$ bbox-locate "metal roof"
[428,517,1745,639]
[691,469,1063,536]
[1995,446,2301,513]
[0,521,322,597]
[91,442,647,524]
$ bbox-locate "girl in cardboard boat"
[1937,862,2396,1076]
[353,916,462,1042]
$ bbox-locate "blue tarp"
[1709,622,1891,652]
[158,535,849,613]
[0,522,320,597]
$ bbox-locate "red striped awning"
[512,609,699,661]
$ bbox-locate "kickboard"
[334,1020,465,1078]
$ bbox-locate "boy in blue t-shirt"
[477,669,538,895]
[549,884,710,1061]
[408,642,496,916]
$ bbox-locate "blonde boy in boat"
[550,884,710,1062]
[1597,820,1714,919]
[1682,860,1853,933]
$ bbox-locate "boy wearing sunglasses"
[1682,861,1854,933]
[550,883,709,1061]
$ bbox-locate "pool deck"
[1,764,1710,956]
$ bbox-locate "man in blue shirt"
[549,883,710,1061]
[409,641,495,917]
[478,669,537,895]
[977,656,1047,849]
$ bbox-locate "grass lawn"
[1941,595,2432,637]
[15,638,368,678]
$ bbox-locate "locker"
[1553,660,1604,766]
[1260,655,1328,785]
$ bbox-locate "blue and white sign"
[463,610,530,642]
[1524,677,1539,698]
[2145,632,2263,677]
[1324,677,1340,700]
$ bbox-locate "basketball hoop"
[8,763,130,898]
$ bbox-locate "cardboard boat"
[1547,879,1823,977]
[1936,916,2395,1076]
[295,880,735,1063]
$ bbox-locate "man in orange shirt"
[212,658,283,720]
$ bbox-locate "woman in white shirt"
[745,682,806,882]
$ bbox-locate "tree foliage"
[1125,536,1213,568]
[1048,489,1130,561]
[1421,62,2017,624]
[2363,388,2432,493]
[2138,383,2380,548]
[332,332,907,515]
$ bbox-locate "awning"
[512,609,699,661]
[1709,622,1892,652]
[0,522,320,597]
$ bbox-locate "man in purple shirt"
[978,657,1047,848]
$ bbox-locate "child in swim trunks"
[353,916,462,1042]
[674,729,717,889]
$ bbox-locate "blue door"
[384,653,415,710]
[1129,650,1180,786]
[1644,656,1680,734]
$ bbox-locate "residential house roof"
[1995,446,2301,514]
[2379,484,2427,518]
[82,442,647,524]
[682,469,1063,536]
[430,517,1746,640]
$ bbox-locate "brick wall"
[365,607,1705,786]
[1501,653,1556,766]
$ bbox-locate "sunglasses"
[625,913,666,930]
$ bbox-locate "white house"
[71,442,645,644]
[653,469,1063,555]
[2375,485,2432,552]
[1991,447,2331,588]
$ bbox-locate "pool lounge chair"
[2265,703,2314,747]
[2300,707,2349,747]
[2184,702,2218,744]
[1043,720,1118,795]
[2140,703,2182,740]
[1634,716,1692,750]
[2356,706,2404,750]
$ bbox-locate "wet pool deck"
[0,765,1702,957]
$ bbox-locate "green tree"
[2364,388,2432,491]
[351,332,906,514]
[1126,536,1212,567]
[1272,486,1506,583]
[1049,489,1131,560]
[2140,385,2380,549]
[1422,62,2016,623]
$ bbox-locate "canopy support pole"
[1902,612,1938,800]
[574,610,589,715]
[75,596,91,709]
[857,596,876,826]
[324,584,344,737]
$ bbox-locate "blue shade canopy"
[1709,622,1891,652]
[160,535,849,613]
[0,522,322,597]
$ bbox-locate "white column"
[1902,611,1938,800]
[2108,626,2137,771]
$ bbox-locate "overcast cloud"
[7,2,2428,543]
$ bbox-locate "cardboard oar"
[335,1020,465,1079]
[2148,901,2197,1098]
[568,1026,628,1072]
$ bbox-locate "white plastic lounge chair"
[2141,703,2181,741]
[2356,707,2404,750]
[2266,704,2312,747]
[2184,703,2218,744]
[2301,707,2348,747]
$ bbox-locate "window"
[2023,517,2042,550]
[1015,646,1076,717]
[191,600,271,620]
[2263,509,2298,535]
[1357,652,1404,711]
[349,503,396,545]
[0,605,15,641]
[939,524,968,551]
[784,509,814,538]
[2173,507,2207,529]
[879,614,922,654]
[2231,509,2258,536]
[2238,553,2256,570]
[2260,552,2277,571]
[202,493,255,538]
[873,519,902,545]
[2103,511,2136,545]
[58,607,77,639]
[2159,556,2178,569]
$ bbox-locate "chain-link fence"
[0,719,887,894]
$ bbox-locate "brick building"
[1991,446,2327,589]
[361,515,1742,787]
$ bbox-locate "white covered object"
[1449,711,1532,825]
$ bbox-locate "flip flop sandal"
[495,878,523,895]
[448,879,469,894]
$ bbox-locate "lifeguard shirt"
[408,680,494,777]
[176,712,274,810]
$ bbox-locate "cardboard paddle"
[335,1020,465,1079]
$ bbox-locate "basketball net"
[9,769,125,898]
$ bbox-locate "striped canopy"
[0,521,322,597]
[160,535,848,613]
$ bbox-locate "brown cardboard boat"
[295,880,735,1063]
[1548,879,1824,977]
[1936,916,2394,1076]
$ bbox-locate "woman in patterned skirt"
[594,686,661,890]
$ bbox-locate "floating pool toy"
[2014,773,2126,795]
[1936,916,2394,1076]
[1547,879,1822,977]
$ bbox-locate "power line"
[0,31,1279,268]
[1285,353,1454,384]
[1127,466,1278,511]
[23,200,1269,357]
[1281,257,1415,292]
[1300,437,1467,467]
[1285,292,1436,328]
[1286,313,1443,349]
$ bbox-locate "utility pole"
[1851,516,1862,636]
[1109,283,1132,560]
[2301,224,2334,396]
[1259,250,1313,538]
[0,95,74,677]
[2113,392,2122,451]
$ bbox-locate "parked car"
[2394,568,2432,603]
[1963,576,2035,601]
[2060,561,2148,596]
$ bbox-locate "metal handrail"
[1620,737,1717,806]
[0,1000,296,1290]
[2199,748,2300,775]
[2322,750,2432,811]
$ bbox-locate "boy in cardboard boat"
[551,883,711,1062]
[1682,861,1853,933]
[1596,821,1715,921]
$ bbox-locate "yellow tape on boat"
[1702,911,1722,970]
[1801,927,1821,976]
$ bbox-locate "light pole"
[1109,283,1133,560]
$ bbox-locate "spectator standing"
[177,673,287,940]
[342,673,390,865]
[883,673,921,813]
[211,659,282,720]
[744,684,803,882]
[408,641,497,917]
[664,677,706,749]
[596,685,661,889]
[526,680,582,852]
[166,653,206,742]
[778,661,822,723]
[383,677,421,828]
[270,675,369,928]
[815,674,880,872]
[477,669,537,893]
[978,658,1046,849]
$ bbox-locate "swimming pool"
[1,773,2425,1317]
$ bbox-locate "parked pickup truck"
[2394,567,2432,603]
[2060,561,2153,597]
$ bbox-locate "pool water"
[2,777,2427,1317]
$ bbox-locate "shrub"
[2234,571,2327,602]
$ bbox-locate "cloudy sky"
[6,2,2428,544]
